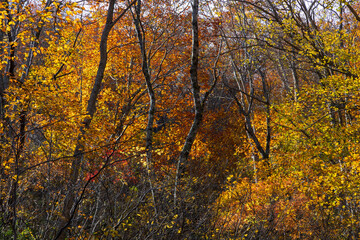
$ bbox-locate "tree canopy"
[1,0,360,239]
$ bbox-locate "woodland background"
[1,0,360,239]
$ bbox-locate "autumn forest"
[1,0,360,239]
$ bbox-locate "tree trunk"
[133,0,157,215]
[174,0,203,205]
[54,1,136,238]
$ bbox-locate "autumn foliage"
[1,0,360,239]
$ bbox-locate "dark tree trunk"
[54,1,136,239]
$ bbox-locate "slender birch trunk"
[132,0,157,215]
